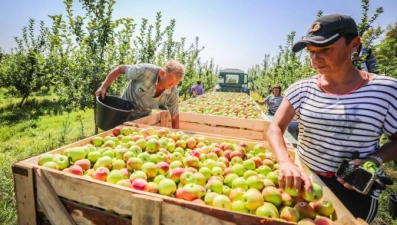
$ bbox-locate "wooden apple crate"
[12,123,366,225]
[134,110,271,142]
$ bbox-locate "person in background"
[266,14,397,222]
[256,85,299,140]
[256,85,283,116]
[190,80,204,98]
[95,60,185,129]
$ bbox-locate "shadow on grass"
[0,98,70,125]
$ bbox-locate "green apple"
[231,200,249,213]
[169,160,183,169]
[232,164,245,177]
[87,151,101,164]
[243,159,256,170]
[211,166,223,176]
[229,187,246,202]
[262,186,282,206]
[212,194,232,210]
[232,177,248,191]
[129,170,147,182]
[91,136,104,147]
[94,156,113,169]
[154,175,166,185]
[52,154,69,170]
[266,171,279,186]
[243,170,257,180]
[205,178,223,194]
[198,167,212,181]
[129,145,143,155]
[242,188,264,211]
[279,206,300,222]
[182,183,202,201]
[224,173,239,188]
[42,161,59,170]
[112,159,126,170]
[106,169,125,184]
[38,153,54,166]
[255,204,278,218]
[141,162,158,179]
[301,182,323,202]
[312,197,335,217]
[68,147,86,162]
[246,175,264,190]
[137,152,152,163]
[256,165,272,176]
[204,192,219,206]
[102,149,115,158]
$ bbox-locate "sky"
[0,0,396,72]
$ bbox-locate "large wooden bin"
[12,124,365,225]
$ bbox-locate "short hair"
[197,81,201,85]
[164,60,185,80]
[344,33,359,45]
[273,85,281,92]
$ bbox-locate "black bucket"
[388,194,397,219]
[96,95,135,131]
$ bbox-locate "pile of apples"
[180,92,263,120]
[38,126,335,224]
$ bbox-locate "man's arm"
[256,96,269,105]
[171,114,180,129]
[95,65,128,99]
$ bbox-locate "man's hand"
[95,87,107,100]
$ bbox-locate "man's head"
[292,14,359,53]
[159,60,185,89]
[196,80,201,85]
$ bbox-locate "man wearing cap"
[266,14,397,222]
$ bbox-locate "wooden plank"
[12,162,37,225]
[179,112,268,131]
[131,194,162,225]
[61,198,131,225]
[160,111,172,128]
[133,113,161,126]
[180,121,264,141]
[35,168,76,225]
[37,167,133,216]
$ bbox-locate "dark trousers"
[318,175,378,223]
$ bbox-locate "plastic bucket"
[96,95,135,131]
[388,194,397,219]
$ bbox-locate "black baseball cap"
[292,14,358,53]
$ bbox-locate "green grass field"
[0,90,396,224]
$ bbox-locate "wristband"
[366,155,383,166]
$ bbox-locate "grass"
[0,90,396,224]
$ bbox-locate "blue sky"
[0,0,396,71]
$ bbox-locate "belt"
[313,171,335,178]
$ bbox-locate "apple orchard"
[38,125,335,224]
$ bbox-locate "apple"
[170,167,185,183]
[279,206,300,222]
[230,156,243,166]
[262,186,282,206]
[202,159,217,170]
[232,177,248,191]
[122,151,135,162]
[106,169,125,184]
[301,182,323,202]
[179,171,197,186]
[138,128,150,138]
[74,159,91,171]
[313,216,334,225]
[38,154,55,166]
[262,159,275,170]
[135,139,147,150]
[141,162,158,179]
[246,175,264,190]
[153,175,166,185]
[243,170,257,180]
[294,201,316,220]
[126,157,143,171]
[91,136,104,147]
[137,152,152,163]
[183,155,199,168]
[207,152,218,161]
[94,156,113,169]
[222,167,235,177]
[255,204,278,218]
[42,161,59,170]
[112,158,126,170]
[185,137,197,149]
[52,154,69,170]
[119,168,130,179]
[129,170,147,182]
[146,182,158,193]
[170,152,183,162]
[115,147,129,160]
[211,147,224,157]
[312,197,335,217]
[231,200,249,213]
[92,167,110,181]
[131,178,148,191]
[156,161,170,175]
[222,185,231,196]
[211,166,223,176]
[281,191,294,206]
[212,194,232,210]
[112,127,121,136]
[192,198,205,205]
[102,149,115,158]
[266,171,279,186]
[116,179,132,187]
[146,139,160,153]
[284,186,300,197]
[182,183,202,201]
[263,178,276,187]
[217,156,230,168]
[68,165,84,176]
[224,173,239,188]
[175,139,186,149]
[87,151,101,164]
[232,164,245,177]
[205,178,223,194]
[253,143,267,155]
[102,140,116,149]
[129,145,143,156]
[198,167,212,181]
[229,187,246,202]
[169,160,183,169]
[204,192,219,206]
[242,188,264,211]
[175,187,184,199]
[194,172,206,186]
